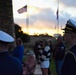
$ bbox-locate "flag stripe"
[17,5,27,14]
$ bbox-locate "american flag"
[56,0,59,20]
[17,5,27,14]
[56,8,59,20]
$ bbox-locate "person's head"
[39,40,44,47]
[0,30,14,50]
[57,35,63,44]
[35,40,39,46]
[26,51,35,59]
[43,39,49,47]
[62,19,76,46]
[48,39,53,46]
[16,38,22,46]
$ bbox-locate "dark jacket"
[0,51,23,75]
[53,42,66,61]
[61,45,76,75]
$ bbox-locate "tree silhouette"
[14,23,23,39]
[14,23,30,43]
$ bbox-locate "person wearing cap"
[12,38,24,63]
[61,19,76,75]
[0,30,23,75]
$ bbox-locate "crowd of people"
[0,18,76,75]
[33,35,65,75]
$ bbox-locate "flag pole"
[56,0,59,33]
[26,11,29,35]
[17,0,29,35]
[27,0,29,34]
[17,5,28,34]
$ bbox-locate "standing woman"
[48,39,54,75]
[38,40,51,75]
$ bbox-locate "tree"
[14,23,30,43]
[14,24,23,39]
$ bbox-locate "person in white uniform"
[0,30,23,75]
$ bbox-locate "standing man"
[0,30,22,75]
[53,35,66,75]
[61,19,76,75]
[13,38,24,63]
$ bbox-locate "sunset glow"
[12,0,76,36]
[21,27,63,36]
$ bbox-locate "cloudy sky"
[12,0,76,36]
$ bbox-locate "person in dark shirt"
[0,30,22,75]
[33,40,40,62]
[53,35,66,75]
[61,19,76,75]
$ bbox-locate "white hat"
[68,19,76,27]
[27,51,35,55]
[0,30,14,42]
[62,19,76,33]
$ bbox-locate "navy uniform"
[0,30,22,75]
[61,45,76,75]
[61,19,76,75]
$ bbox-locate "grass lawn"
[50,59,57,75]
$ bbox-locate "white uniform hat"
[62,19,76,33]
[0,30,14,42]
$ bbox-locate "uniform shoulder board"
[68,51,76,63]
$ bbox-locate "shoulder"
[18,45,24,50]
[64,52,75,63]
[10,55,23,70]
[44,46,50,51]
[9,55,22,64]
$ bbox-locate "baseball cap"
[0,30,14,42]
[62,19,76,33]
